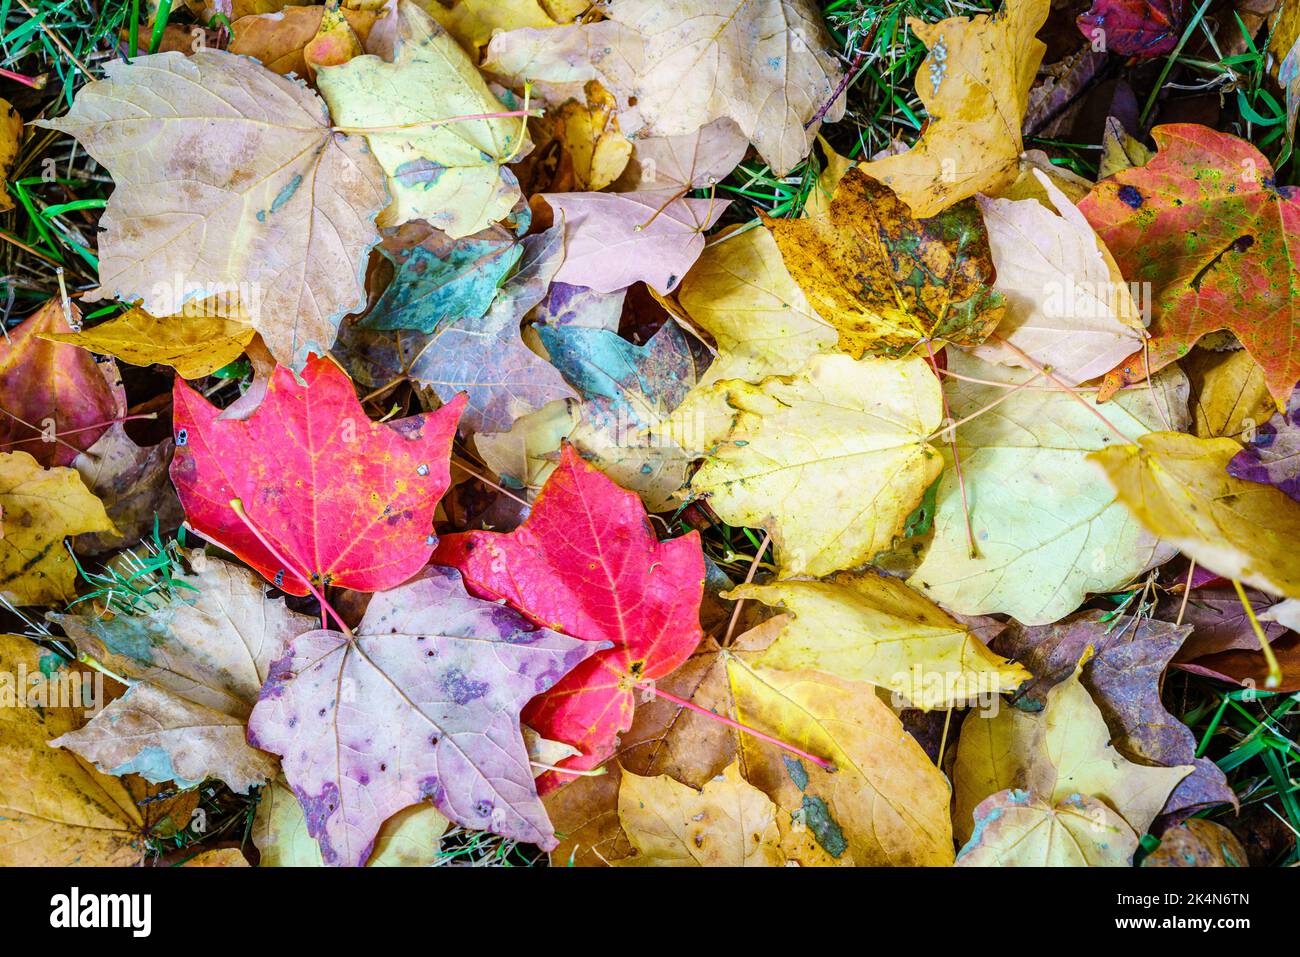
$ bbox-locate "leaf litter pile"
[2,0,1300,869]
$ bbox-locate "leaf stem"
[1231,578,1282,689]
[635,680,835,771]
[228,498,353,636]
[989,335,1133,446]
[923,339,977,558]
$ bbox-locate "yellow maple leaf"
[727,572,1029,709]
[0,635,144,865]
[317,0,528,236]
[857,0,1050,218]
[1091,431,1300,600]
[953,656,1192,844]
[42,301,255,380]
[728,656,955,866]
[615,760,785,867]
[0,452,116,605]
[689,353,943,577]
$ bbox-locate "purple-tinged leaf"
[246,565,605,866]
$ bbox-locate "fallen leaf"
[316,1,527,236]
[253,774,449,866]
[340,223,574,435]
[420,0,558,53]
[0,452,116,605]
[50,554,314,793]
[1080,125,1300,408]
[229,5,377,76]
[992,610,1236,817]
[1142,818,1248,867]
[542,191,728,295]
[858,0,1050,217]
[726,572,1028,709]
[615,760,784,866]
[434,444,705,788]
[0,300,123,468]
[360,223,523,333]
[729,656,956,865]
[171,354,465,594]
[71,424,183,556]
[678,224,835,390]
[37,50,388,369]
[42,303,256,380]
[1076,0,1188,58]
[619,118,749,193]
[1163,586,1288,660]
[1185,346,1276,441]
[909,351,1188,625]
[551,82,633,191]
[770,168,1005,357]
[247,565,601,864]
[953,655,1193,843]
[1176,634,1300,692]
[957,789,1138,866]
[537,320,701,510]
[0,98,21,212]
[1227,385,1300,501]
[474,397,579,496]
[970,169,1146,386]
[1091,431,1300,599]
[0,635,144,865]
[689,353,944,578]
[539,0,844,175]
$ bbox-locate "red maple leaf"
[171,354,465,594]
[1076,0,1187,59]
[1080,124,1300,407]
[434,445,705,790]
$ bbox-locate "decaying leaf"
[770,168,1005,357]
[247,565,601,865]
[1142,818,1248,867]
[71,424,183,556]
[957,789,1138,866]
